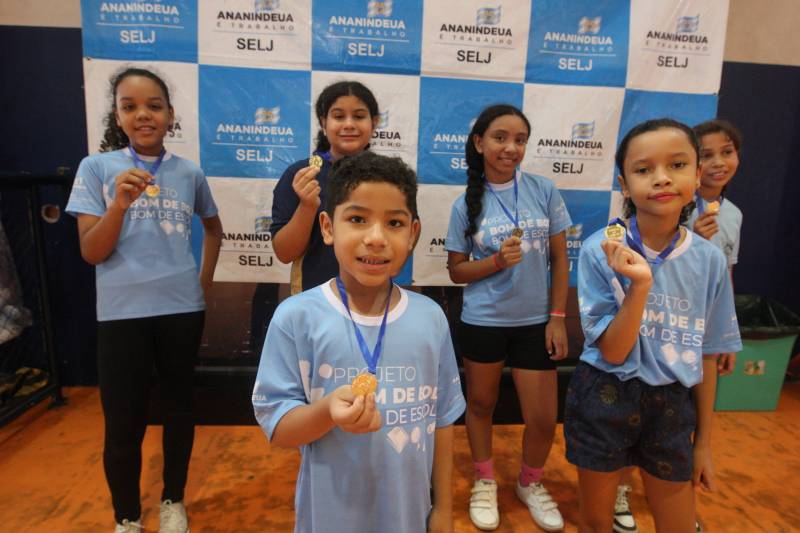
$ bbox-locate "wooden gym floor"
[1,383,798,532]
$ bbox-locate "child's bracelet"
[493,253,503,271]
[549,310,566,318]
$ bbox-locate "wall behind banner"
[1,0,799,383]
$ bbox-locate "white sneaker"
[516,481,564,532]
[159,500,189,533]
[114,518,143,533]
[469,479,500,531]
[613,485,638,533]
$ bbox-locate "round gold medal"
[706,200,720,214]
[604,223,626,241]
[511,227,524,238]
[145,184,160,198]
[351,372,378,396]
[309,154,324,169]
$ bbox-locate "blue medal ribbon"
[621,216,681,267]
[694,191,723,215]
[313,150,332,163]
[335,277,393,374]
[129,146,166,176]
[484,173,519,232]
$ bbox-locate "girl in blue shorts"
[565,118,742,533]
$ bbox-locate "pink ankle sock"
[474,458,494,480]
[518,463,543,487]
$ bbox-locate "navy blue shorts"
[563,362,696,482]
[459,321,554,370]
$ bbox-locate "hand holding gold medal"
[603,223,626,242]
[309,154,324,169]
[351,372,378,396]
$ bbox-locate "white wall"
[725,0,800,67]
[0,0,80,28]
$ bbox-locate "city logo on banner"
[643,14,710,69]
[313,0,422,73]
[525,1,628,86]
[536,121,604,164]
[82,0,197,61]
[535,120,605,178]
[214,106,296,165]
[198,0,309,70]
[367,0,392,17]
[421,1,529,81]
[371,111,403,151]
[256,0,280,11]
[255,215,272,234]
[214,0,296,51]
[541,16,615,72]
[216,1,295,32]
[327,1,408,42]
[438,5,513,48]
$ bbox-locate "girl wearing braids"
[444,104,571,532]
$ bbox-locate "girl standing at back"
[67,68,222,533]
[689,119,743,376]
[270,81,380,293]
[445,104,571,532]
[565,118,741,532]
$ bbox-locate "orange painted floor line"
[1,383,799,532]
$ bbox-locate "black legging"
[97,311,204,523]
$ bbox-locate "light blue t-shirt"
[687,196,743,267]
[253,282,466,533]
[66,148,218,321]
[445,172,572,326]
[578,227,742,387]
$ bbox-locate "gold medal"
[706,200,720,214]
[604,223,626,241]
[351,372,378,396]
[145,184,160,198]
[309,154,324,169]
[511,227,524,238]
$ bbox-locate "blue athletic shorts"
[564,362,696,482]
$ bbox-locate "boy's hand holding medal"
[328,384,382,434]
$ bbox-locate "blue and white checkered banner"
[81,0,728,286]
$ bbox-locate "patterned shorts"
[563,362,696,482]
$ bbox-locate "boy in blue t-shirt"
[253,151,466,533]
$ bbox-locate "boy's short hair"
[325,151,419,219]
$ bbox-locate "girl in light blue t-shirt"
[66,68,222,533]
[566,118,741,533]
[445,104,571,532]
